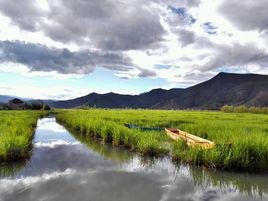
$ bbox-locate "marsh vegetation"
[56,109,268,171]
[0,117,266,201]
[221,105,268,114]
[0,111,49,162]
[1,109,267,172]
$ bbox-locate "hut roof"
[9,98,24,104]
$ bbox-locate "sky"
[0,0,268,100]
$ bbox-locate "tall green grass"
[221,105,268,114]
[55,109,268,171]
[56,111,170,156]
[0,111,48,162]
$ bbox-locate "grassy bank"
[0,111,49,162]
[56,109,268,171]
[56,111,170,156]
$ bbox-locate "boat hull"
[165,128,215,149]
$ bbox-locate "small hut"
[9,98,25,110]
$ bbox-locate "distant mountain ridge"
[0,95,14,103]
[0,95,31,103]
[0,95,52,104]
[48,72,268,109]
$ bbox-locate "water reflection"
[0,162,26,178]
[0,117,267,201]
[70,130,134,163]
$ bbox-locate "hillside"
[153,72,268,109]
[48,72,268,109]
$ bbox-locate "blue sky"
[0,68,169,99]
[0,0,268,99]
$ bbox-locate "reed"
[55,109,268,171]
[221,105,268,114]
[56,111,170,157]
[0,111,49,162]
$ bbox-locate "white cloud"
[0,62,84,79]
[0,80,141,100]
[37,118,67,132]
[0,168,76,200]
[0,0,268,96]
[0,83,90,100]
[35,140,81,148]
[126,0,268,86]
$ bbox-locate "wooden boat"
[124,123,162,131]
[165,128,215,149]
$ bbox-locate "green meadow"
[0,111,48,162]
[56,109,268,171]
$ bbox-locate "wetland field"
[0,109,268,200]
[56,109,268,171]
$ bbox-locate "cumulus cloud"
[0,0,268,90]
[191,38,268,71]
[0,0,204,80]
[176,29,196,47]
[138,68,157,77]
[153,35,268,86]
[0,0,167,51]
[0,0,43,31]
[0,40,135,74]
[0,0,202,52]
[219,0,268,32]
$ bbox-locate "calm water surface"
[0,117,267,201]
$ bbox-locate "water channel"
[0,117,267,201]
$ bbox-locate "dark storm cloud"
[0,0,167,51]
[150,0,200,8]
[0,0,43,31]
[0,0,201,79]
[0,41,135,74]
[47,0,167,51]
[137,68,156,77]
[219,0,268,32]
[186,0,201,7]
[0,0,201,51]
[2,0,267,79]
[176,29,196,47]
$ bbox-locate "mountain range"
[2,72,268,110]
[49,72,268,109]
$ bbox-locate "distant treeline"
[0,102,51,110]
[221,105,268,114]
